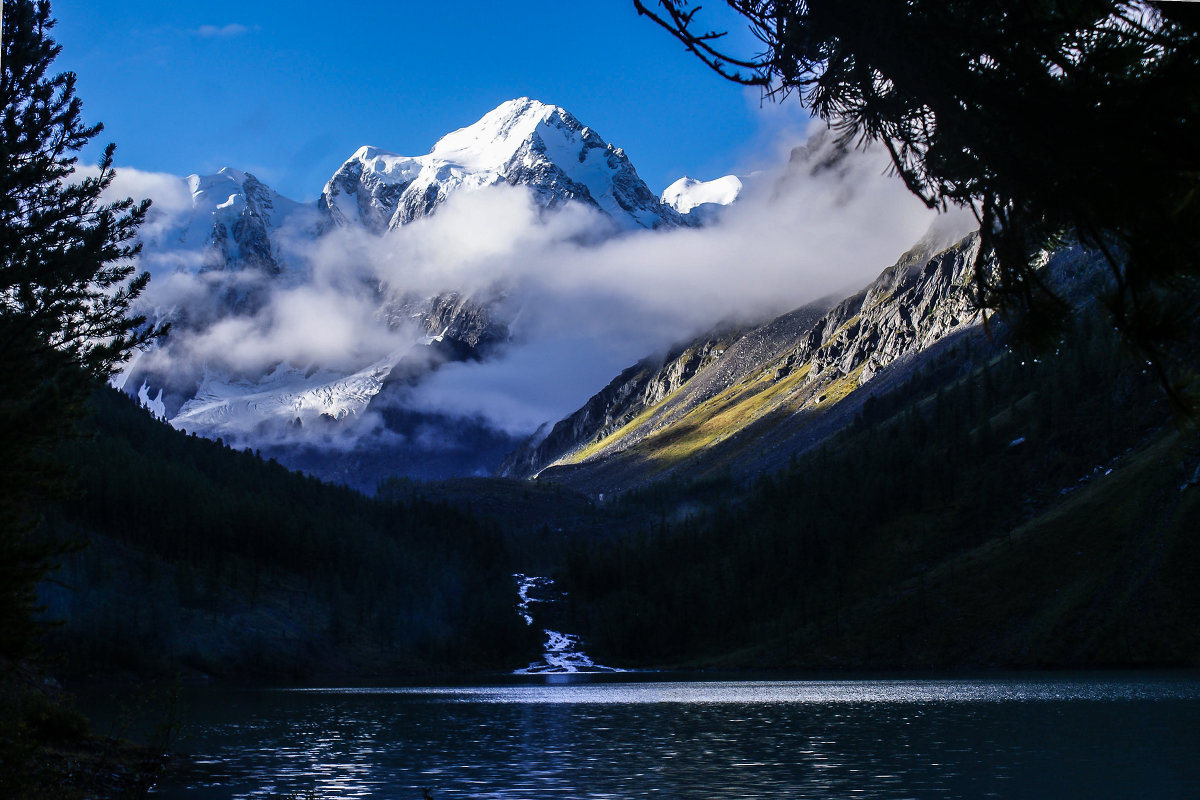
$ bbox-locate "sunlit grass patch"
[561,385,684,465]
[640,364,813,467]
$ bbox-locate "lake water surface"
[149,673,1200,799]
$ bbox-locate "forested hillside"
[559,307,1200,668]
[36,257,1199,679]
[36,388,537,679]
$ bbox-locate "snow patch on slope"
[137,381,166,420]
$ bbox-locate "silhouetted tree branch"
[636,0,1200,404]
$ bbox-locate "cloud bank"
[105,123,974,447]
[387,127,973,432]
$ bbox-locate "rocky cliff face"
[317,148,411,234]
[381,289,510,361]
[173,168,308,278]
[773,233,979,388]
[505,231,982,486]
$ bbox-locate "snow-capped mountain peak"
[186,168,253,213]
[141,168,307,279]
[320,97,686,233]
[429,97,563,170]
[190,170,274,229]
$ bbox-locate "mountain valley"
[31,97,1200,679]
[7,6,1200,798]
[117,97,748,488]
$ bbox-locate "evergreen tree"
[0,0,161,662]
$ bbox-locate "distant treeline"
[37,387,538,679]
[560,308,1200,668]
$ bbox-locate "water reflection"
[152,674,1200,799]
[293,676,1200,704]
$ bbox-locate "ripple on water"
[151,674,1200,800]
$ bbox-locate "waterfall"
[512,574,622,674]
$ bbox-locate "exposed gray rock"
[319,151,411,234]
[776,233,979,389]
[507,231,983,486]
[382,289,510,359]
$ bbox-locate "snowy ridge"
[321,98,685,233]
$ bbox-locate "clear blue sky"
[49,0,814,201]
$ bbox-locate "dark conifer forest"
[38,387,538,678]
[558,304,1200,668]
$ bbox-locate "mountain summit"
[142,167,307,278]
[319,98,686,233]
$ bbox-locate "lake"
[144,673,1200,799]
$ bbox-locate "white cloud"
[195,23,251,38]
[175,283,407,373]
[104,166,196,244]
[117,123,976,450]
[394,125,974,429]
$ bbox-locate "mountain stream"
[512,574,621,673]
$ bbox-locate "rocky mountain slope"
[505,229,983,491]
